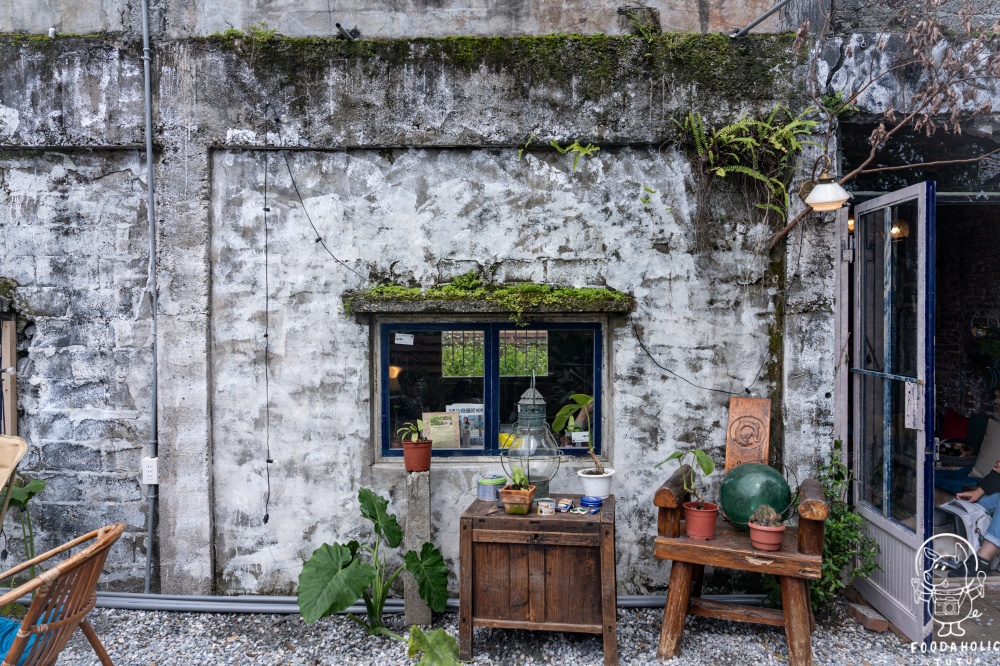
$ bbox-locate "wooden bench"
[652,398,830,665]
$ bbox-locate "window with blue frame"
[382,322,602,458]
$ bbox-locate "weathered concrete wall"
[1,1,798,38]
[0,149,149,589]
[208,146,779,593]
[0,31,839,595]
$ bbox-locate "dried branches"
[767,0,1000,250]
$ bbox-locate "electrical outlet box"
[142,457,158,485]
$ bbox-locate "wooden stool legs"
[657,561,693,660]
[780,576,814,666]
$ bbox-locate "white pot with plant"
[553,394,614,498]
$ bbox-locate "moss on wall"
[344,273,632,323]
[197,32,796,107]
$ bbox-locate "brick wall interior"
[935,204,1000,422]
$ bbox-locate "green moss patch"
[344,273,632,324]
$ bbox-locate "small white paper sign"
[394,333,415,345]
[571,431,590,444]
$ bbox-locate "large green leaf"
[403,542,449,613]
[406,626,460,666]
[297,543,375,624]
[7,478,45,510]
[359,488,403,549]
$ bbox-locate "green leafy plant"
[508,465,531,490]
[808,439,879,613]
[516,132,537,160]
[552,394,603,474]
[7,475,46,580]
[675,107,817,249]
[550,139,601,171]
[749,504,783,527]
[396,421,426,442]
[297,488,449,638]
[654,449,716,508]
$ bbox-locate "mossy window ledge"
[343,285,633,318]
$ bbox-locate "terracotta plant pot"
[402,440,432,472]
[683,501,719,541]
[748,523,786,551]
[499,485,536,515]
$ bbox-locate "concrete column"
[404,470,432,626]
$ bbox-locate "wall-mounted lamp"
[847,212,855,234]
[801,171,852,212]
[890,219,910,241]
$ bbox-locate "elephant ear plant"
[297,488,459,664]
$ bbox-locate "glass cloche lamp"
[500,386,563,498]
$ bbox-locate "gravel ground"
[53,602,986,665]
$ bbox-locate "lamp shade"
[804,172,851,212]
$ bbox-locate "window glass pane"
[887,201,918,378]
[499,328,596,450]
[388,329,485,450]
[860,208,886,373]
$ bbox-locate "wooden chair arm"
[654,465,690,509]
[797,478,829,522]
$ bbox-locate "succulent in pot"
[747,504,786,551]
[396,420,432,472]
[654,448,718,540]
[499,466,536,515]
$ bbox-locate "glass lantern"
[500,386,563,498]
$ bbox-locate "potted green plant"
[553,394,614,498]
[499,466,536,515]
[654,448,718,540]
[396,420,432,472]
[747,504,786,551]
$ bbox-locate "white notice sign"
[394,333,415,345]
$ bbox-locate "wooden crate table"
[459,494,617,666]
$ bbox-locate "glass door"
[851,182,935,643]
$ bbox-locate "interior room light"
[847,212,855,234]
[890,219,910,240]
[388,365,402,379]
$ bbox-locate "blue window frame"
[381,322,603,458]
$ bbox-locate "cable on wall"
[629,314,767,397]
[262,118,273,525]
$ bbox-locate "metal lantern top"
[517,387,547,428]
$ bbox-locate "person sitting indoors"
[950,459,1000,577]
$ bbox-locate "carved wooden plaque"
[724,397,771,473]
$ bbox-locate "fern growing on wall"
[676,107,817,250]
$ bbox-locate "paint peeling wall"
[0,25,845,595]
[0,150,150,589]
[209,147,779,593]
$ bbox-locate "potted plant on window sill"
[747,504,786,551]
[499,466,536,515]
[397,420,432,472]
[654,448,718,540]
[553,394,614,499]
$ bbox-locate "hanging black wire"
[262,119,273,526]
[629,314,766,396]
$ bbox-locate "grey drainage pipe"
[91,593,767,614]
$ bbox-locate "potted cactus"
[655,448,718,540]
[747,504,786,551]
[499,466,536,515]
[396,421,432,472]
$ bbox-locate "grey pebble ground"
[55,602,982,665]
[52,608,968,666]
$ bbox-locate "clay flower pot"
[683,501,719,541]
[499,485,536,515]
[748,522,786,551]
[402,440,432,472]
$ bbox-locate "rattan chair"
[0,523,125,666]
